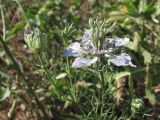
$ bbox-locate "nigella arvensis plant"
[64,19,136,68]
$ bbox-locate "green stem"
[0,1,5,41]
[38,53,61,98]
[146,64,151,90]
[99,70,105,114]
[98,57,106,115]
[100,70,105,89]
[38,53,56,86]
[14,0,31,27]
[128,74,135,99]
[66,58,76,102]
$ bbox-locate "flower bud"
[24,28,47,53]
[131,98,144,114]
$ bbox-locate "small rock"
[20,104,26,111]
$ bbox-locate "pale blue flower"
[64,29,136,68]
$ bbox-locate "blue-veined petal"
[81,29,96,53]
[103,37,130,52]
[64,42,86,57]
[72,57,98,68]
[114,37,130,47]
[81,29,92,43]
[108,53,136,67]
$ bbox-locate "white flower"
[64,29,136,68]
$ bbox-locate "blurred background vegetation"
[0,0,160,119]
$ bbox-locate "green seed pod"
[24,28,47,53]
[131,98,144,114]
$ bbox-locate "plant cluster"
[0,0,160,120]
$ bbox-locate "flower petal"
[114,37,130,47]
[64,42,86,57]
[108,53,136,67]
[81,29,92,43]
[72,57,98,68]
[81,29,96,53]
[103,37,130,52]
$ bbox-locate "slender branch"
[37,52,60,98]
[14,0,31,27]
